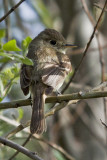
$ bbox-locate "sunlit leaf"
[0,52,33,65]
[0,66,20,101]
[18,108,24,121]
[21,36,32,50]
[21,36,32,56]
[21,56,33,65]
[3,39,21,51]
[65,70,74,83]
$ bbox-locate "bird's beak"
[64,44,77,48]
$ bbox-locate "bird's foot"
[28,95,33,107]
[55,90,62,96]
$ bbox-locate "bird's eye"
[50,40,56,45]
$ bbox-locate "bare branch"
[8,134,32,160]
[0,136,44,160]
[0,0,25,23]
[0,91,107,110]
[92,82,107,91]
[94,2,107,12]
[100,119,107,128]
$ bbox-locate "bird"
[20,28,75,134]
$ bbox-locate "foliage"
[0,65,19,101]
[0,29,33,101]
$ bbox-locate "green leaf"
[0,52,33,65]
[3,39,21,51]
[0,67,15,86]
[21,36,32,55]
[0,65,20,101]
[21,56,33,65]
[65,70,74,83]
[0,57,10,63]
[11,64,19,75]
[21,36,32,50]
[0,52,14,60]
[0,29,6,39]
[18,108,24,121]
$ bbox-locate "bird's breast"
[35,47,72,74]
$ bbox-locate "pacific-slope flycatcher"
[20,29,75,134]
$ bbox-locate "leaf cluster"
[0,29,33,101]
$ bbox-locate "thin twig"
[92,82,107,91]
[62,0,107,93]
[0,0,25,23]
[100,119,107,128]
[0,136,44,160]
[94,2,107,12]
[8,134,32,160]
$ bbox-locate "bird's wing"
[42,63,66,89]
[20,64,33,95]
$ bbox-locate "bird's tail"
[30,84,46,134]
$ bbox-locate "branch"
[0,102,75,139]
[100,119,107,129]
[8,134,32,160]
[0,0,25,23]
[0,136,44,160]
[0,113,75,160]
[92,82,107,91]
[1,113,75,160]
[94,2,107,12]
[0,91,107,110]
[62,0,107,93]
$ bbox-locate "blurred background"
[0,0,107,160]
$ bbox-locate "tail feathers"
[30,86,46,134]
